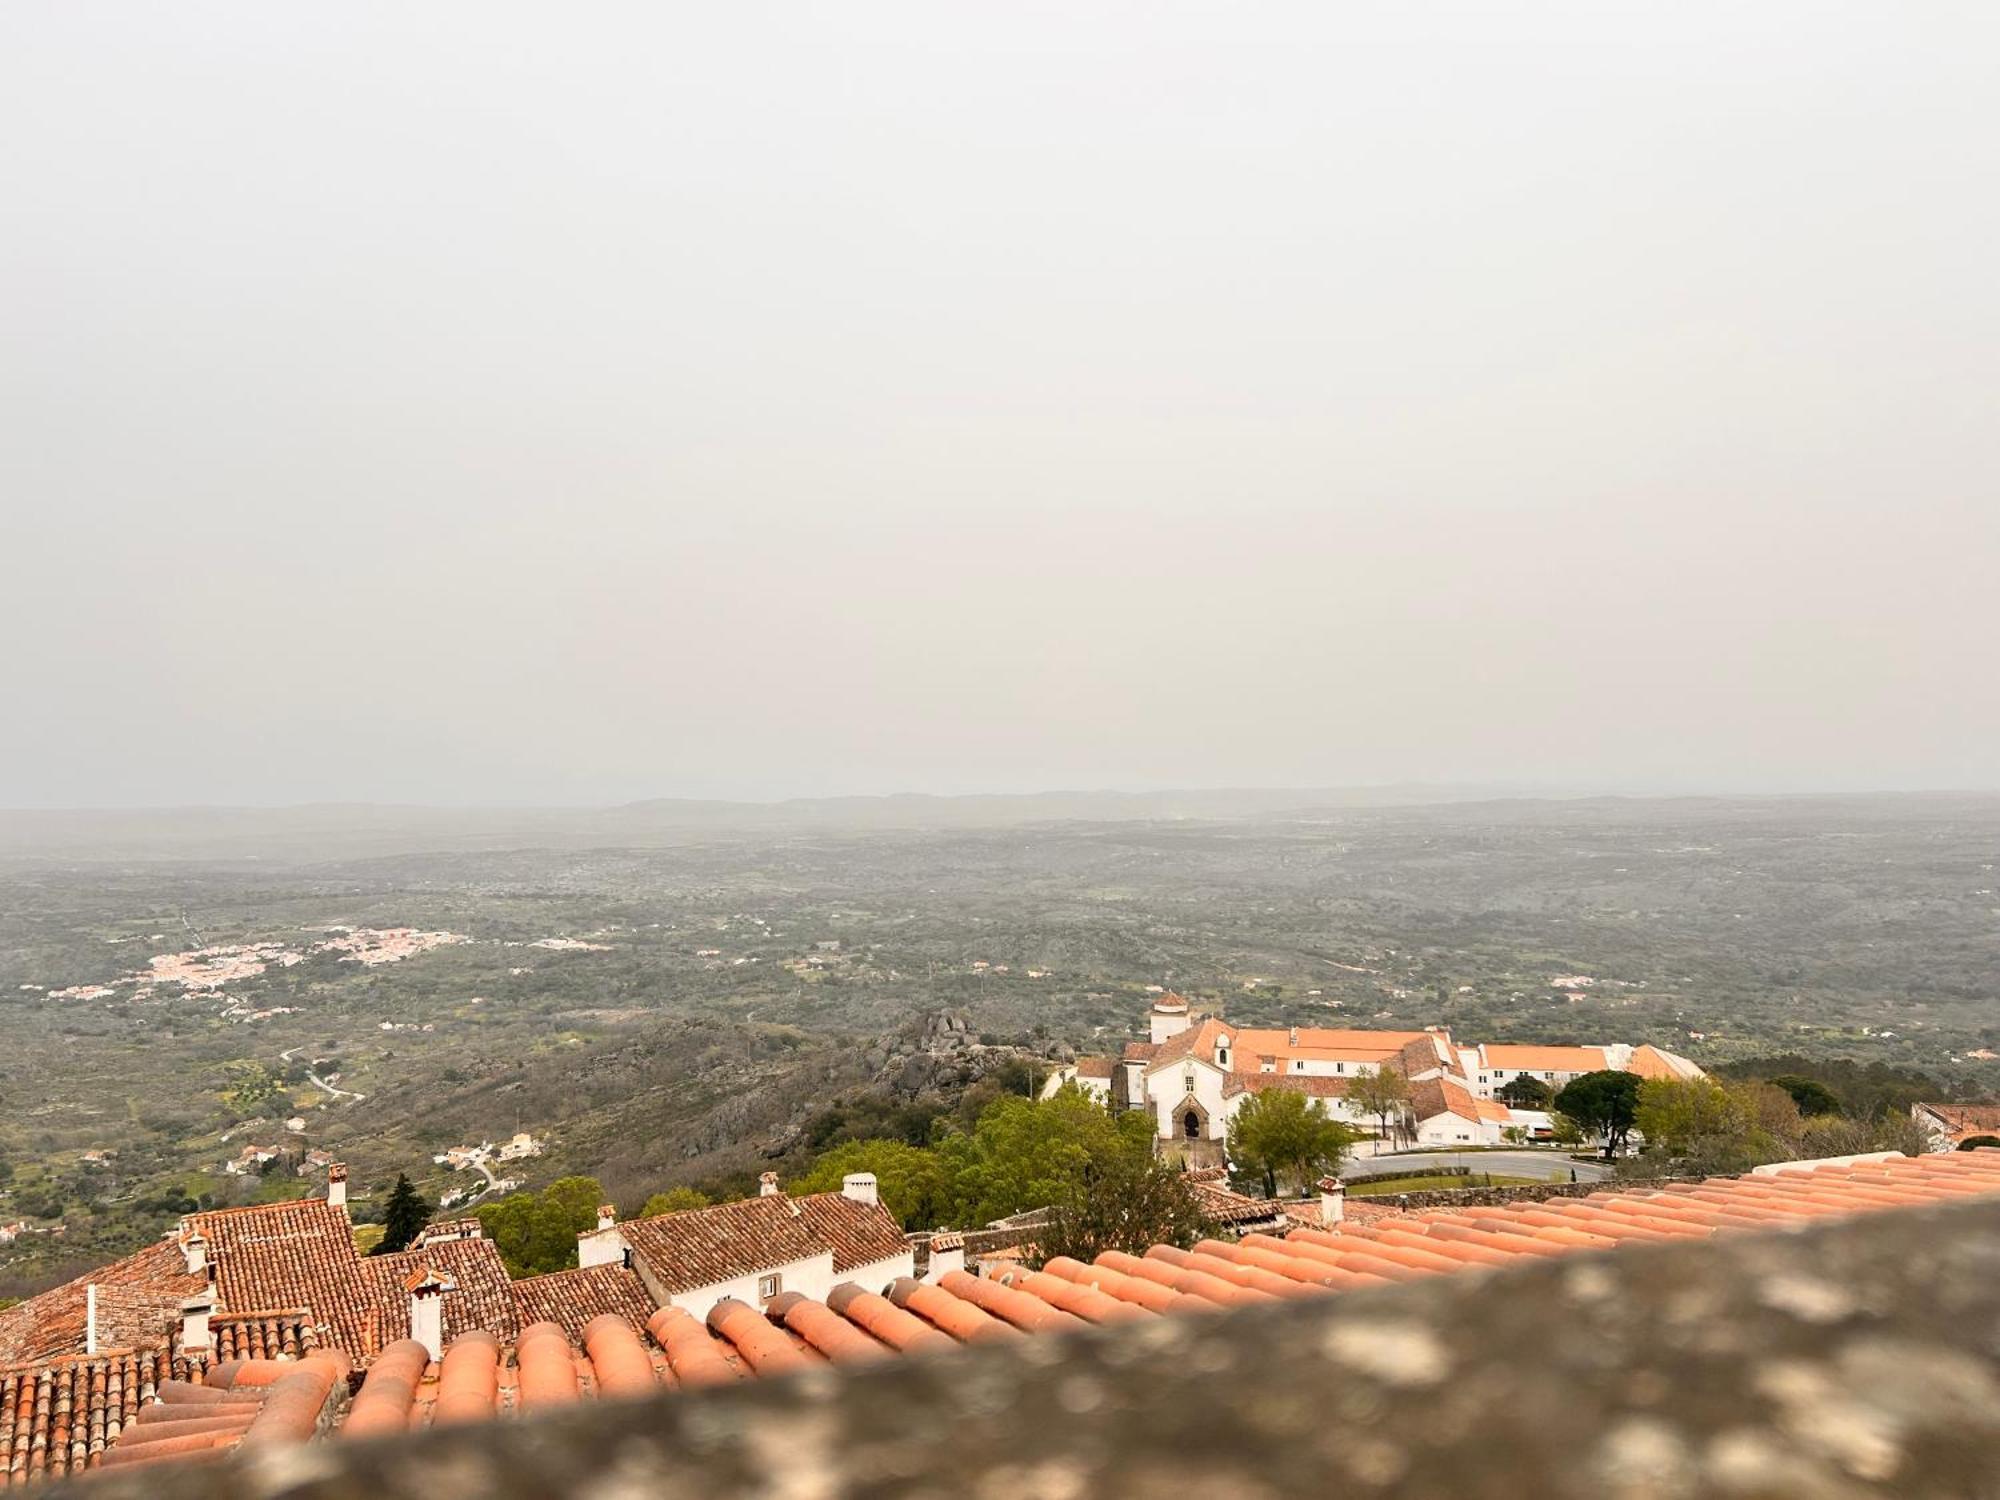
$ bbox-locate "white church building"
[1098,992,1703,1160]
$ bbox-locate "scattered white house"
[1911,1102,2000,1152]
[496,1132,544,1162]
[1037,1057,1114,1104]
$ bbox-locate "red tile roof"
[1410,1073,1503,1124]
[1,1348,176,1486]
[21,1152,2000,1484]
[0,1242,202,1367]
[183,1200,363,1352]
[1918,1102,2000,1144]
[360,1238,521,1354]
[613,1190,906,1293]
[510,1266,658,1345]
[789,1194,910,1274]
[94,1349,350,1475]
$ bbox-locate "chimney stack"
[405,1267,454,1361]
[758,1171,781,1198]
[179,1291,214,1352]
[841,1173,879,1207]
[1317,1176,1345,1228]
[597,1203,617,1231]
[180,1230,209,1277]
[327,1162,348,1211]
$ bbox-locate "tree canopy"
[790,1139,949,1228]
[1767,1074,1843,1118]
[1553,1070,1641,1158]
[933,1085,1156,1226]
[1227,1088,1357,1198]
[1035,1150,1213,1266]
[476,1175,607,1276]
[1496,1073,1555,1110]
[637,1186,710,1217]
[373,1174,429,1256]
[1346,1066,1412,1140]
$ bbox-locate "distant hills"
[3,786,1990,863]
[0,785,1529,862]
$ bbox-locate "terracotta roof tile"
[0,1241,201,1366]
[613,1196,826,1294]
[509,1265,657,1344]
[789,1194,910,1274]
[1476,1044,1611,1073]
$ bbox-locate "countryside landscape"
[4,790,1992,1297]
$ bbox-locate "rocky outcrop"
[866,1011,1036,1099]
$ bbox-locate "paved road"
[306,1066,365,1103]
[1341,1149,1613,1184]
[462,1158,500,1205]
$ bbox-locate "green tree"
[476,1175,607,1275]
[1496,1074,1554,1110]
[373,1174,429,1255]
[1346,1066,1412,1142]
[1553,1070,1641,1159]
[1959,1135,2000,1151]
[1035,1151,1214,1267]
[1227,1088,1357,1199]
[638,1187,711,1218]
[790,1139,948,1229]
[935,1085,1154,1225]
[1633,1078,1787,1173]
[1768,1075,1843,1118]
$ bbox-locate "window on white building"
[1183,1066,1196,1094]
[758,1274,781,1300]
[1216,1047,1229,1068]
[1294,1060,1305,1072]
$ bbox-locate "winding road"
[305,1063,365,1103]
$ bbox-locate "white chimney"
[181,1231,209,1277]
[327,1162,348,1211]
[180,1292,214,1352]
[86,1284,99,1356]
[841,1173,879,1207]
[758,1171,781,1198]
[1318,1176,1345,1228]
[405,1267,454,1361]
[597,1203,617,1231]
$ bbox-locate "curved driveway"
[1341,1149,1614,1184]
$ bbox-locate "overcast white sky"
[2,3,1995,807]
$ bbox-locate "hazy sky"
[3,4,1996,807]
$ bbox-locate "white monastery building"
[1078,992,1704,1159]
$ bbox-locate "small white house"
[577,1172,915,1323]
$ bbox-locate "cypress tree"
[373,1173,429,1254]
